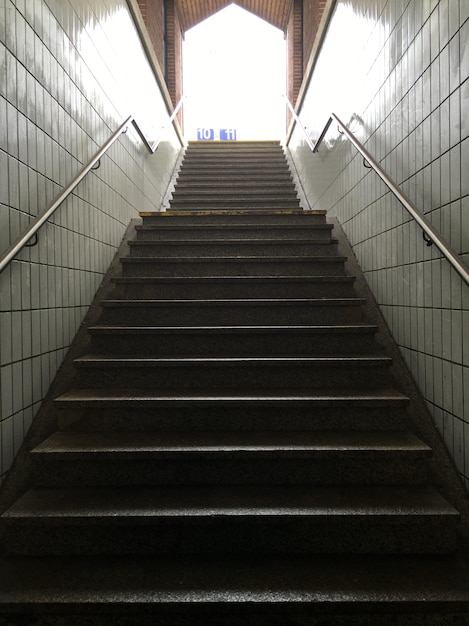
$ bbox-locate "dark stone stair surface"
[1,140,468,624]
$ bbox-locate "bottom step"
[0,554,468,624]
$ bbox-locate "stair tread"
[88,324,377,334]
[129,239,336,246]
[32,430,431,456]
[112,275,355,282]
[0,554,468,609]
[74,354,392,366]
[171,180,298,186]
[55,387,410,405]
[5,485,457,519]
[135,223,333,229]
[121,256,346,262]
[140,210,324,216]
[101,297,365,306]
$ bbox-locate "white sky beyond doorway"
[182,4,286,141]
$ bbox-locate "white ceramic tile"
[1,415,14,474]
[290,0,469,482]
[452,415,465,475]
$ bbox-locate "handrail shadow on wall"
[285,98,469,286]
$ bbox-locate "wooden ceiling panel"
[177,0,293,33]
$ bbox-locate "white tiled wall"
[0,0,181,483]
[290,0,469,485]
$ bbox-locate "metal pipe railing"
[0,97,185,274]
[291,106,469,286]
[0,116,133,274]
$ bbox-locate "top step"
[139,211,328,226]
[187,140,283,149]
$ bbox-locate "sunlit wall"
[289,0,469,485]
[0,0,181,483]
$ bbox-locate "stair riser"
[173,180,295,189]
[170,193,299,202]
[100,303,364,325]
[135,227,333,241]
[177,167,293,176]
[141,214,326,226]
[58,406,410,433]
[177,169,293,178]
[33,456,428,488]
[177,164,291,173]
[74,362,391,390]
[90,331,377,355]
[111,279,356,299]
[186,142,282,149]
[182,151,287,157]
[128,243,339,257]
[183,151,287,158]
[120,260,347,277]
[168,203,302,211]
[6,517,457,556]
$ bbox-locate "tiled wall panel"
[0,0,181,482]
[290,0,469,486]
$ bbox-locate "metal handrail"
[312,112,469,285]
[0,97,185,274]
[284,95,316,152]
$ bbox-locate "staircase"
[1,140,469,625]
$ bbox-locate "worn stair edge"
[31,430,431,457]
[88,324,378,335]
[139,210,326,217]
[4,485,459,555]
[30,431,431,487]
[5,485,456,519]
[120,256,347,263]
[100,297,365,307]
[54,388,411,407]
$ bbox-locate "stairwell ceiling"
[177,1,293,33]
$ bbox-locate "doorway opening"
[183,4,286,141]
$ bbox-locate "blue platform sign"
[197,128,215,140]
[220,128,237,140]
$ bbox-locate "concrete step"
[172,179,296,190]
[171,189,299,199]
[184,143,285,155]
[139,210,327,226]
[55,388,411,433]
[175,172,295,184]
[0,554,468,623]
[187,139,282,147]
[88,324,378,355]
[110,276,357,299]
[99,298,365,325]
[30,430,431,487]
[134,223,334,241]
[168,202,302,211]
[120,256,348,277]
[170,193,300,205]
[177,161,291,171]
[4,485,458,555]
[181,156,289,165]
[73,354,393,389]
[128,240,339,257]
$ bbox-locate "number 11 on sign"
[220,128,237,140]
